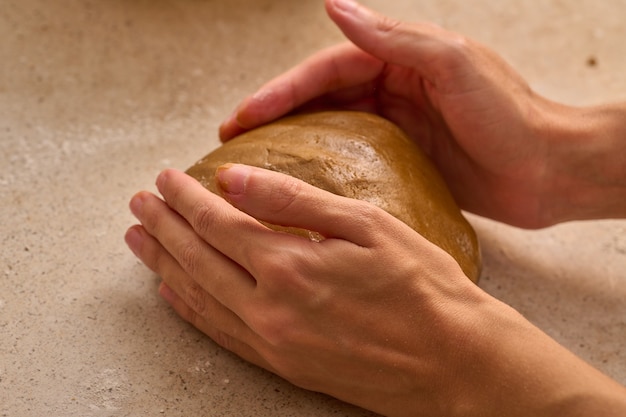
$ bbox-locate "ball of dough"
[186,111,481,283]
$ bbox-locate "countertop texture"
[1,0,625,416]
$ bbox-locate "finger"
[218,43,384,141]
[215,164,400,247]
[125,223,260,343]
[128,190,256,310]
[325,0,468,89]
[126,223,177,276]
[156,169,312,279]
[158,282,276,374]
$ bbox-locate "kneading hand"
[220,0,556,228]
[220,0,626,228]
[125,164,491,415]
[125,165,626,417]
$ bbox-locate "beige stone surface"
[0,0,624,416]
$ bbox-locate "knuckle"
[268,174,302,215]
[438,33,474,69]
[353,200,386,225]
[177,239,202,276]
[252,252,288,279]
[350,201,392,243]
[250,249,311,292]
[190,201,216,236]
[445,33,472,57]
[184,282,209,316]
[375,15,402,34]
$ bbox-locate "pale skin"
[125,0,626,416]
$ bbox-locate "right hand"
[219,0,569,228]
[127,165,626,417]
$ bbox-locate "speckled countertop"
[1,1,625,416]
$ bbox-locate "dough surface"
[186,111,481,283]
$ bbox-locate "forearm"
[540,100,626,225]
[450,297,626,417]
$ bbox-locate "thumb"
[325,0,463,84]
[215,163,395,246]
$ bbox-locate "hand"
[125,165,626,417]
[218,0,588,228]
[125,165,485,415]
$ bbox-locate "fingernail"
[333,0,357,12]
[216,163,250,196]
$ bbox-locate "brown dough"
[186,111,481,283]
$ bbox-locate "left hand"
[125,164,494,416]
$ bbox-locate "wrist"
[537,100,626,225]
